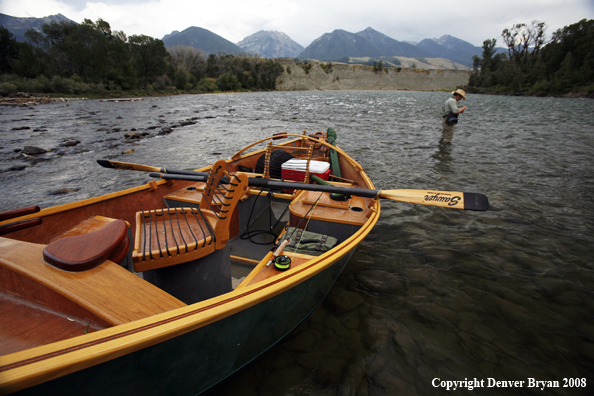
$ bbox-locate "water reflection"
[431,143,453,174]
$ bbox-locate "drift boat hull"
[0,131,380,395]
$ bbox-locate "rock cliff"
[275,59,470,91]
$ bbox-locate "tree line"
[0,18,284,96]
[468,19,594,96]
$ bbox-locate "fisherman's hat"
[452,89,466,100]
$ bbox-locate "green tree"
[216,72,241,91]
[167,45,206,83]
[129,34,168,92]
[0,27,19,74]
[541,19,594,89]
[469,38,506,87]
[502,21,546,70]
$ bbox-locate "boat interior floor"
[230,196,290,287]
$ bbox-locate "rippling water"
[1,91,593,395]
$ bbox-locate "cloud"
[2,0,592,47]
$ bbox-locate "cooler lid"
[281,159,330,173]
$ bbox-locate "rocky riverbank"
[1,98,207,173]
[0,92,85,107]
[275,59,471,91]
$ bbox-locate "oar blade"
[97,159,160,173]
[379,189,489,211]
[97,159,117,169]
[463,192,490,211]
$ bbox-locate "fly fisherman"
[441,89,467,144]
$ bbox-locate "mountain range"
[237,31,304,59]
[301,27,433,60]
[1,13,487,67]
[0,13,74,42]
[162,27,245,56]
[168,26,482,67]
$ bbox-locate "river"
[1,91,593,395]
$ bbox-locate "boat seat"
[43,219,130,272]
[48,215,133,270]
[49,215,130,242]
[0,237,186,329]
[133,160,248,272]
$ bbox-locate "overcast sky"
[2,0,593,48]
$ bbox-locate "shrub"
[320,62,333,74]
[216,72,241,91]
[153,74,172,90]
[196,78,216,92]
[296,62,313,74]
[0,82,18,96]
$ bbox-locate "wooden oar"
[148,172,489,211]
[0,205,42,235]
[97,159,489,211]
[0,205,40,222]
[0,218,42,236]
[97,159,204,177]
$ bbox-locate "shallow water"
[1,91,593,395]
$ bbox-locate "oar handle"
[0,205,40,222]
[0,218,42,236]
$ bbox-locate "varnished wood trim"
[0,209,379,395]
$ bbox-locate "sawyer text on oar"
[423,192,461,206]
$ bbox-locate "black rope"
[141,210,148,261]
[173,209,189,253]
[190,207,215,247]
[180,209,199,250]
[239,189,278,245]
[153,210,163,259]
[201,170,235,219]
[160,209,171,257]
[167,208,181,255]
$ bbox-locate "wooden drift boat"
[0,130,488,395]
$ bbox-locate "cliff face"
[275,60,470,91]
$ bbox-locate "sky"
[1,0,593,48]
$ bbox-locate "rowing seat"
[132,160,248,273]
[43,219,130,272]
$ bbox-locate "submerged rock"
[47,188,80,195]
[60,139,81,147]
[7,164,31,171]
[21,146,47,155]
[124,132,141,139]
[356,269,405,294]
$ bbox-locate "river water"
[1,91,593,395]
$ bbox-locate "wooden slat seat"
[133,160,248,272]
[132,207,216,271]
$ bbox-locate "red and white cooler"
[281,159,331,192]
